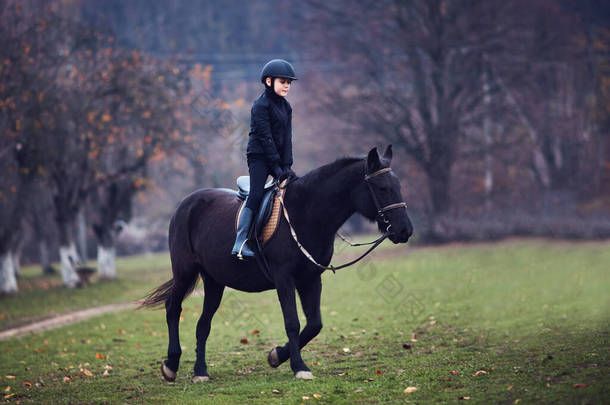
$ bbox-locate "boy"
[232,59,297,259]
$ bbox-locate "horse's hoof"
[161,362,176,382]
[295,371,314,380]
[267,347,280,368]
[192,375,210,383]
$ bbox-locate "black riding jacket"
[246,85,293,171]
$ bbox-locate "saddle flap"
[235,186,285,246]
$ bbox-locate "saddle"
[235,176,285,245]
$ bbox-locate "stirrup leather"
[237,239,249,261]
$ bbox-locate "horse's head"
[352,146,413,244]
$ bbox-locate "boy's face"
[266,77,292,97]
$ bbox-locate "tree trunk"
[425,161,452,215]
[77,210,88,264]
[97,244,116,279]
[39,239,56,274]
[13,251,20,279]
[58,221,80,287]
[59,243,81,288]
[0,251,18,294]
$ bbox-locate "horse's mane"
[297,156,364,186]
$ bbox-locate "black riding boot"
[231,207,256,260]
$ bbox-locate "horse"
[140,146,413,382]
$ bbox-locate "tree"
[304,1,520,215]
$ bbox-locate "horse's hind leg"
[268,275,322,377]
[161,264,199,382]
[193,275,224,382]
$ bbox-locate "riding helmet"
[260,59,298,84]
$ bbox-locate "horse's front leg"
[275,279,312,379]
[268,275,322,375]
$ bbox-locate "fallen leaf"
[251,330,260,335]
[507,385,514,390]
[302,396,310,400]
[411,333,417,342]
[40,349,45,353]
[272,389,280,394]
[311,362,320,366]
[451,370,460,375]
[376,370,382,375]
[63,377,71,382]
[354,389,363,393]
[402,344,412,350]
[514,400,521,404]
[4,393,15,399]
[4,386,9,393]
[22,381,31,387]
[459,396,471,400]
[404,386,418,393]
[443,377,452,381]
[473,370,488,376]
[96,353,106,359]
[240,338,249,344]
[83,369,93,377]
[573,384,588,388]
[5,376,15,380]
[118,329,125,335]
[135,343,141,349]
[103,370,110,376]
[313,393,322,399]
[342,348,351,353]
[104,365,113,370]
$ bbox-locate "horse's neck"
[287,160,363,241]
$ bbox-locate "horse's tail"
[138,271,200,309]
[139,279,175,309]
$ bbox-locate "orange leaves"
[240,338,249,344]
[95,353,106,360]
[101,113,112,122]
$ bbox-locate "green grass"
[0,253,171,330]
[0,240,608,404]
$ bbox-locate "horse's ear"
[383,144,393,161]
[367,147,381,170]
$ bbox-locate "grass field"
[0,239,608,404]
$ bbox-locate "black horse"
[141,146,413,382]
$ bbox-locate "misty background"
[1,0,609,291]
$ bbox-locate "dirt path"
[0,302,136,341]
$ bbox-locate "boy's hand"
[272,165,284,180]
[282,166,296,180]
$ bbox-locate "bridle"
[363,162,408,235]
[276,162,407,272]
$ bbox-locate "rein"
[276,163,407,273]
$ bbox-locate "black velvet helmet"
[260,59,297,84]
